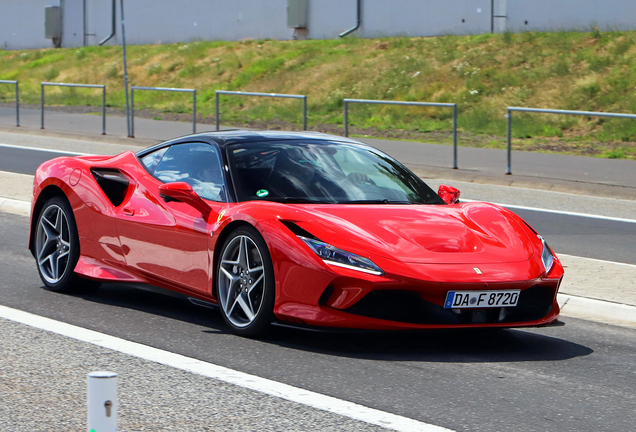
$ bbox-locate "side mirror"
[438,184,461,205]
[158,182,211,218]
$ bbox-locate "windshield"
[228,140,444,205]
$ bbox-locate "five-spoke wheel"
[34,196,98,292]
[36,202,71,284]
[217,226,274,336]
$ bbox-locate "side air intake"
[91,169,129,207]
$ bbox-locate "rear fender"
[29,152,143,258]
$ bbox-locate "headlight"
[298,236,384,276]
[538,235,554,274]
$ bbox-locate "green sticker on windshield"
[256,189,269,197]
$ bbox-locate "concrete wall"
[306,0,491,39]
[92,0,294,47]
[505,0,636,33]
[3,0,636,51]
[0,0,59,50]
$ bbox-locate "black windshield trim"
[227,140,445,205]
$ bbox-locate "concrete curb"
[558,294,636,329]
[0,197,31,217]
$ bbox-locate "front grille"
[343,286,554,325]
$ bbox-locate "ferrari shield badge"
[473,268,483,275]
[216,209,227,223]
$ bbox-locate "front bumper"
[273,258,564,331]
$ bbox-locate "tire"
[216,226,275,337]
[34,196,100,292]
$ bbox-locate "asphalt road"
[0,144,83,175]
[1,211,635,432]
[512,208,636,265]
[3,145,635,265]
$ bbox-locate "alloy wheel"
[218,235,267,328]
[35,204,71,284]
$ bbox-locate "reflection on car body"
[29,131,564,336]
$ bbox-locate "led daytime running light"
[298,236,384,276]
[537,235,554,274]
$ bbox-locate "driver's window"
[153,143,225,201]
[140,147,168,174]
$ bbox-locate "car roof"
[205,130,363,146]
[142,130,364,152]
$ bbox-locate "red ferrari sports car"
[29,131,563,336]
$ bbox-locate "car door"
[116,142,227,294]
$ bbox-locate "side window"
[153,143,225,202]
[140,147,168,174]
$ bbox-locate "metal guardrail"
[506,107,636,174]
[0,80,19,127]
[131,86,196,138]
[41,82,106,135]
[344,99,459,169]
[215,90,307,131]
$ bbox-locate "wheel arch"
[212,220,259,294]
[29,184,68,257]
[212,219,277,336]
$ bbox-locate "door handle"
[123,208,135,216]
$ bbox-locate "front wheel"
[34,196,99,292]
[216,226,275,337]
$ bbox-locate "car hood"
[294,202,534,264]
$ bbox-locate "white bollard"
[87,371,118,432]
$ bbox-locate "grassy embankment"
[1,30,636,159]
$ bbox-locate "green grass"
[1,32,636,158]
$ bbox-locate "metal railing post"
[216,92,220,131]
[16,82,19,126]
[120,0,131,137]
[40,82,107,133]
[0,80,20,127]
[343,98,458,168]
[102,86,106,135]
[344,101,349,137]
[506,106,636,175]
[130,86,196,138]
[41,83,45,129]
[193,89,197,134]
[302,95,307,131]
[131,88,135,138]
[215,90,308,132]
[506,109,512,175]
[452,104,458,169]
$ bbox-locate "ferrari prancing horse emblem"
[473,268,483,274]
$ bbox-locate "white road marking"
[0,304,454,432]
[558,253,636,269]
[0,143,93,156]
[461,198,636,224]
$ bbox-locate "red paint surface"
[29,151,564,330]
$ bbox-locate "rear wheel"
[216,226,275,337]
[34,196,100,292]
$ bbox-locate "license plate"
[444,290,521,309]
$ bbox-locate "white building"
[2,0,636,50]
